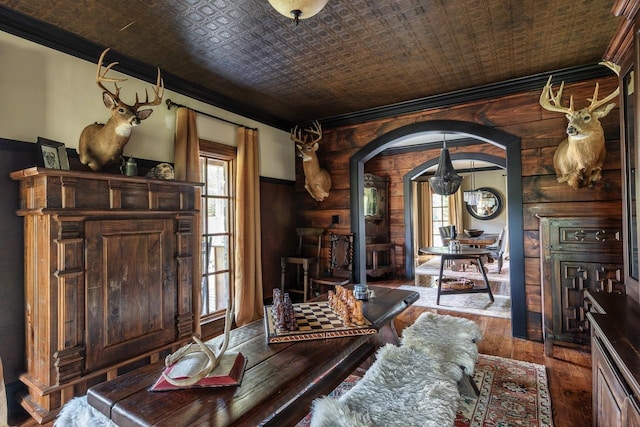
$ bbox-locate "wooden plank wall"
[294,76,622,341]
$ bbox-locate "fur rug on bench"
[310,312,482,427]
[53,396,115,427]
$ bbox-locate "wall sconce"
[268,0,329,25]
[429,135,463,196]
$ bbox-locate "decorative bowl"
[464,229,484,238]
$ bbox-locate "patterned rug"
[398,284,511,319]
[297,354,553,427]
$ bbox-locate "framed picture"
[36,137,70,170]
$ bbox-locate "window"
[199,141,236,320]
[431,193,450,246]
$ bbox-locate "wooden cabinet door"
[85,218,177,371]
[625,397,640,427]
[592,336,627,427]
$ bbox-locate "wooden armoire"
[10,167,200,423]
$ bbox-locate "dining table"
[87,285,419,427]
[419,246,495,305]
[453,233,499,248]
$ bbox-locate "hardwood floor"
[12,280,592,427]
[390,287,593,427]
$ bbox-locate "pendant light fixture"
[463,161,483,205]
[429,134,463,196]
[268,0,329,25]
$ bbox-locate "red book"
[149,352,247,391]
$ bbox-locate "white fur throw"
[310,344,462,427]
[310,313,482,427]
[400,312,482,375]
[53,396,116,427]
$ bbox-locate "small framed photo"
[36,137,70,170]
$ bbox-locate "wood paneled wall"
[294,76,622,341]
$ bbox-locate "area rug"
[456,354,553,427]
[398,284,511,319]
[297,354,553,427]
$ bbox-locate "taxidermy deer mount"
[539,60,620,189]
[292,120,332,201]
[79,48,164,171]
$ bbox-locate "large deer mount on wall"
[79,48,164,171]
[292,120,332,201]
[539,61,620,190]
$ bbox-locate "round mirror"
[465,187,503,220]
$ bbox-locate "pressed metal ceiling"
[0,0,622,127]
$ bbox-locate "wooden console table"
[366,242,396,278]
[419,247,495,305]
[87,286,419,427]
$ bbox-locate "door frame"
[349,120,526,338]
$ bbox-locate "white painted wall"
[0,31,295,181]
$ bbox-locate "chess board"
[264,301,377,344]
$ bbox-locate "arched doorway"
[403,153,507,278]
[349,120,526,338]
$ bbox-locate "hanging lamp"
[429,135,463,195]
[463,161,483,205]
[268,0,329,25]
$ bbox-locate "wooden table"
[419,247,495,305]
[87,286,418,427]
[454,233,498,248]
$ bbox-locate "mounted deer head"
[539,61,620,189]
[292,120,332,201]
[79,48,164,171]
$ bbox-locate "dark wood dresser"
[10,167,201,423]
[587,291,640,426]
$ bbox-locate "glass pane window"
[199,151,234,318]
[431,193,450,246]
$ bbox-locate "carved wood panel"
[85,218,177,371]
[540,216,624,356]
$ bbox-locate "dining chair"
[487,227,508,273]
[310,232,354,296]
[280,227,325,302]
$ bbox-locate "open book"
[150,352,247,391]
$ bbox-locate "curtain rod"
[165,99,258,131]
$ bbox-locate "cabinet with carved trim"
[539,216,624,356]
[10,167,200,424]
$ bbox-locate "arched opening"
[349,120,526,338]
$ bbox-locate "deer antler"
[539,76,574,114]
[587,60,621,112]
[161,302,234,387]
[291,120,322,145]
[133,67,164,110]
[94,48,164,109]
[95,48,127,99]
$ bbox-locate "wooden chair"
[280,227,325,302]
[487,227,508,273]
[310,232,354,296]
[438,225,457,245]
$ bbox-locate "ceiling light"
[268,0,329,25]
[429,135,463,196]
